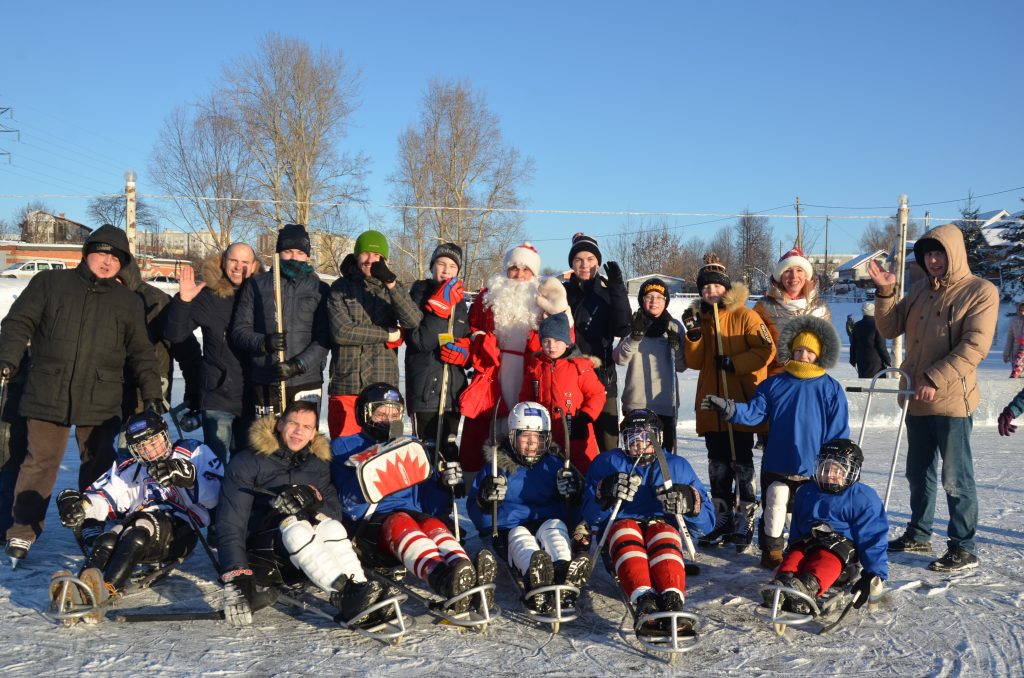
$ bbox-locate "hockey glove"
[149,458,197,488]
[221,568,255,627]
[681,308,701,341]
[655,484,701,517]
[630,309,655,340]
[556,468,581,499]
[478,475,507,506]
[272,358,306,381]
[370,260,397,285]
[426,278,464,318]
[264,332,287,354]
[598,472,641,509]
[56,489,88,529]
[665,321,681,353]
[440,338,470,366]
[851,572,881,609]
[143,398,168,415]
[272,484,324,517]
[714,355,735,373]
[700,394,736,420]
[602,260,624,285]
[438,460,466,497]
[0,360,16,379]
[569,411,592,441]
[998,407,1017,437]
[179,409,203,432]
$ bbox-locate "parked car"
[146,275,179,285]
[0,259,69,279]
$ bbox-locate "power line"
[802,184,1024,210]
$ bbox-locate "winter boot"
[473,549,498,614]
[760,548,784,570]
[728,501,758,549]
[633,589,662,636]
[781,573,819,616]
[657,590,694,636]
[332,577,389,628]
[928,546,979,573]
[5,537,31,566]
[427,559,477,615]
[888,532,931,553]
[78,567,111,624]
[557,553,593,610]
[522,550,555,614]
[698,499,732,547]
[49,569,84,626]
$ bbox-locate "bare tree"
[149,97,261,251]
[220,33,368,233]
[387,78,533,289]
[857,216,921,254]
[87,194,161,231]
[732,211,774,292]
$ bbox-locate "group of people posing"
[0,219,1005,632]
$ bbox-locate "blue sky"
[1,1,1021,270]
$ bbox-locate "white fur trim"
[504,242,541,276]
[773,250,813,282]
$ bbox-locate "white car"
[0,259,69,279]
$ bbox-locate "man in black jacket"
[164,243,260,463]
[562,233,632,451]
[0,225,163,563]
[849,302,892,379]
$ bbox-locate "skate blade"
[339,593,411,642]
[755,584,819,627]
[633,610,700,654]
[521,583,580,625]
[431,583,499,628]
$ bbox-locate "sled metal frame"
[368,568,499,631]
[845,367,914,510]
[275,589,413,645]
[498,556,580,633]
[604,565,700,664]
[755,583,855,637]
[46,560,180,624]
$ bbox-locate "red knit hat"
[773,247,813,282]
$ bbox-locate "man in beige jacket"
[867,224,998,572]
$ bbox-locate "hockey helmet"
[124,410,172,463]
[620,408,662,464]
[355,382,405,441]
[507,401,552,467]
[814,438,863,494]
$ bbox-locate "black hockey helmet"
[815,438,864,494]
[124,410,172,463]
[620,408,662,465]
[355,382,405,441]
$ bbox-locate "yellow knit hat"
[791,330,821,359]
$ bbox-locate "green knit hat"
[354,230,389,259]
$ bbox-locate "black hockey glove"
[851,572,881,609]
[603,260,624,285]
[478,475,507,507]
[681,308,701,341]
[569,411,592,441]
[272,484,323,517]
[556,468,581,499]
[438,459,466,498]
[700,394,736,420]
[370,260,397,285]
[630,309,655,340]
[179,409,203,433]
[148,458,197,488]
[655,484,701,517]
[264,331,287,354]
[714,355,735,373]
[598,472,641,509]
[56,489,88,529]
[665,321,681,353]
[271,358,306,381]
[143,398,167,415]
[221,568,255,627]
[0,360,16,379]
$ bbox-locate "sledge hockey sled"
[755,582,854,637]
[46,559,181,625]
[497,556,579,633]
[274,583,413,645]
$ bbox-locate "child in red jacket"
[520,312,606,473]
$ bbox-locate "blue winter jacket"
[790,481,889,580]
[330,432,451,528]
[582,448,715,537]
[729,372,850,477]
[467,444,574,534]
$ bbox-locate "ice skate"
[427,559,477,615]
[522,550,554,615]
[473,549,498,614]
[78,567,111,624]
[6,537,30,568]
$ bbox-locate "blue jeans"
[904,415,977,554]
[202,410,239,465]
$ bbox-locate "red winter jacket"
[520,346,607,473]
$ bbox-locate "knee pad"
[281,518,350,593]
[764,482,790,539]
[536,519,572,563]
[507,525,540,576]
[314,518,365,584]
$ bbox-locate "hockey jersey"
[83,438,223,528]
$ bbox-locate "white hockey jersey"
[83,439,223,528]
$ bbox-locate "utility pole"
[823,216,830,285]
[893,194,909,365]
[0,107,18,164]
[125,170,137,255]
[795,196,802,251]
[924,210,931,233]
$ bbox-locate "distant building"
[137,229,216,259]
[836,250,888,286]
[20,211,91,244]
[804,253,856,282]
[626,274,689,297]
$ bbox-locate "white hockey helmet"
[507,401,552,466]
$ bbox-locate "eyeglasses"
[642,294,667,303]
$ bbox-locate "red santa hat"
[773,246,814,282]
[504,242,541,277]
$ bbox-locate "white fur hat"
[504,242,541,276]
[773,247,814,282]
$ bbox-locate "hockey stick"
[272,253,287,413]
[116,610,225,623]
[433,280,461,540]
[552,406,575,514]
[487,401,502,541]
[653,445,697,563]
[818,589,865,635]
[709,302,740,516]
[170,486,221,573]
[593,454,643,556]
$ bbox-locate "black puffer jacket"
[215,415,341,573]
[563,274,632,395]
[850,316,891,379]
[0,225,162,425]
[230,266,330,387]
[404,279,469,413]
[164,255,263,415]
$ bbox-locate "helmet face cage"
[815,452,861,493]
[357,383,404,440]
[125,413,171,464]
[507,402,551,466]
[622,424,661,462]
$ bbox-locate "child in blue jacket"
[702,314,849,568]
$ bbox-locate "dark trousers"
[7,417,120,543]
[414,412,462,461]
[704,430,757,504]
[596,396,621,452]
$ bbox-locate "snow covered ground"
[1,291,1023,676]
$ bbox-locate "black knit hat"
[277,223,311,256]
[568,232,602,266]
[637,277,668,305]
[696,252,731,291]
[83,224,131,267]
[429,242,463,272]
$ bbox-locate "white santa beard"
[485,274,541,407]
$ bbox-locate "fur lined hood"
[776,314,840,369]
[484,441,559,475]
[688,281,752,315]
[248,414,331,462]
[202,253,263,299]
[530,344,602,369]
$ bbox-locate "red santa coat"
[520,348,606,474]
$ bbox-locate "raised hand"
[178,265,206,303]
[866,259,896,288]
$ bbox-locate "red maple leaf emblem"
[372,452,429,497]
[349,446,381,465]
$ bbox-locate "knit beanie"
[637,277,668,305]
[83,239,129,267]
[568,232,602,266]
[504,242,541,276]
[429,242,463,272]
[695,253,731,291]
[773,246,813,282]
[791,330,822,359]
[354,230,389,259]
[276,223,311,256]
[539,311,572,345]
[862,302,875,317]
[83,224,131,267]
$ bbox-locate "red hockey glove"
[440,338,470,366]
[426,279,464,319]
